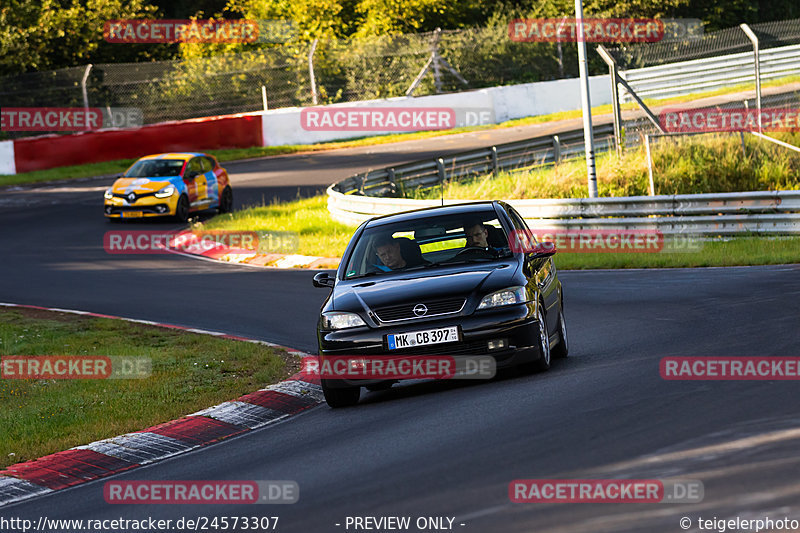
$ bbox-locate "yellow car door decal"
[196,176,208,202]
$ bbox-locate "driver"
[464,219,490,248]
[374,234,407,270]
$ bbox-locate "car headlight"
[321,312,366,330]
[477,286,527,310]
[104,189,113,200]
[154,186,176,198]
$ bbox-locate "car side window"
[185,157,203,178]
[506,206,538,250]
[201,157,213,173]
[507,207,530,231]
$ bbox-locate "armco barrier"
[328,186,800,236]
[331,124,616,197]
[620,43,800,102]
[11,113,263,174]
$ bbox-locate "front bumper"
[318,303,542,388]
[104,194,178,218]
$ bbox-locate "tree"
[0,0,172,75]
[354,0,486,36]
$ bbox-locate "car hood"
[334,262,517,312]
[111,177,180,194]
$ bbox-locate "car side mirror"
[529,241,556,259]
[313,272,335,288]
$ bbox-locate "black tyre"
[534,304,551,371]
[219,187,233,213]
[175,195,190,222]
[552,307,569,359]
[322,380,360,408]
[518,304,551,374]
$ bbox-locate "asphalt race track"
[1,128,800,532]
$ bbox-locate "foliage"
[2,0,798,75]
[0,0,173,75]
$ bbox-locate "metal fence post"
[491,147,499,177]
[81,64,92,130]
[596,46,623,155]
[553,135,561,164]
[432,28,443,94]
[645,134,655,196]
[308,39,319,105]
[740,24,761,132]
[576,0,598,198]
[437,158,446,205]
[261,85,269,111]
[387,168,397,196]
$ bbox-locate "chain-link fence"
[0,24,583,139]
[614,18,800,147]
[607,18,800,70]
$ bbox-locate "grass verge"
[199,195,356,257]
[0,307,299,470]
[553,237,800,269]
[3,76,798,188]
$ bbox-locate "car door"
[184,157,208,207]
[507,206,560,334]
[201,156,220,207]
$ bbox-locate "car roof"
[365,201,503,227]
[137,152,208,161]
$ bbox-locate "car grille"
[113,191,156,203]
[373,297,466,322]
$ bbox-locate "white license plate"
[387,326,459,350]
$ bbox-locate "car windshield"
[344,211,512,279]
[124,159,185,178]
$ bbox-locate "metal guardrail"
[332,123,616,198]
[328,188,800,236]
[620,44,800,102]
[327,90,800,236]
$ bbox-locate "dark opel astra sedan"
[312,201,568,407]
